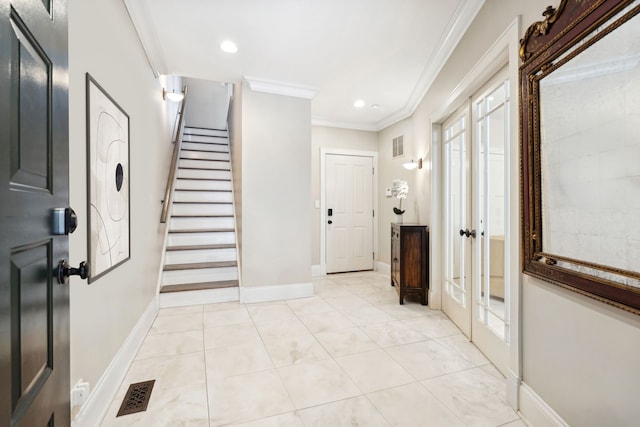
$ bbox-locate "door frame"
[320,148,378,275]
[430,18,522,408]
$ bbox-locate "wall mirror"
[520,0,640,314]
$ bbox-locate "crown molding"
[375,0,485,131]
[122,0,167,77]
[244,76,318,99]
[311,118,378,132]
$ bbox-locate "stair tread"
[174,189,231,193]
[179,167,231,171]
[177,177,231,182]
[164,261,237,271]
[160,280,239,293]
[171,214,233,218]
[180,157,230,162]
[166,243,236,251]
[184,126,228,131]
[181,148,229,154]
[169,228,235,233]
[172,201,232,205]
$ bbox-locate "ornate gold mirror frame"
[520,0,640,314]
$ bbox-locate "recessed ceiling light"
[354,99,365,108]
[220,40,238,53]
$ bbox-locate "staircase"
[160,126,239,294]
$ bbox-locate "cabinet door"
[402,231,423,289]
[391,237,400,284]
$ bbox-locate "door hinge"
[372,209,375,217]
[372,167,375,175]
[373,252,375,259]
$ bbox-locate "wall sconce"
[402,158,422,170]
[162,88,185,102]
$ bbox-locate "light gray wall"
[68,0,172,410]
[184,78,230,130]
[375,0,640,424]
[311,126,377,266]
[240,85,311,287]
[377,118,415,265]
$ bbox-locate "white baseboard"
[506,369,521,411]
[519,382,569,427]
[159,287,240,308]
[72,297,159,427]
[240,282,314,304]
[375,261,390,275]
[311,264,323,277]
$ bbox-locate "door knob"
[328,220,333,224]
[56,260,89,285]
[459,229,477,238]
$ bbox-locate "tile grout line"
[200,305,213,425]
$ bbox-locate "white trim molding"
[506,369,521,410]
[375,0,485,131]
[311,264,323,277]
[159,287,240,308]
[311,118,378,132]
[244,76,318,99]
[240,282,314,304]
[375,261,390,275]
[71,298,158,427]
[519,383,570,427]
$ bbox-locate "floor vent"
[117,380,155,417]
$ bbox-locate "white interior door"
[442,69,511,374]
[326,154,374,273]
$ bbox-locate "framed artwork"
[86,73,130,283]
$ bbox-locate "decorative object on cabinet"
[392,179,408,215]
[520,0,640,314]
[86,73,131,283]
[391,223,429,305]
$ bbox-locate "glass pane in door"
[444,115,467,305]
[476,81,509,340]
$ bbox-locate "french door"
[442,68,510,373]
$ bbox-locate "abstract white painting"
[86,74,130,283]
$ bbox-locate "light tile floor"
[100,271,525,427]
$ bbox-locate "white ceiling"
[123,0,484,131]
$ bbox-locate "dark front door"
[0,0,71,425]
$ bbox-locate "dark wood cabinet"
[391,224,429,305]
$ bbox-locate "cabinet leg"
[399,293,404,305]
[421,293,427,306]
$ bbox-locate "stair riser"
[184,128,228,138]
[176,179,232,191]
[174,191,232,203]
[181,151,230,161]
[161,267,238,286]
[177,169,231,180]
[179,159,230,171]
[172,203,234,216]
[164,248,237,265]
[169,217,235,230]
[182,134,227,143]
[167,232,235,246]
[181,142,229,153]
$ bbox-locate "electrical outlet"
[71,379,90,407]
